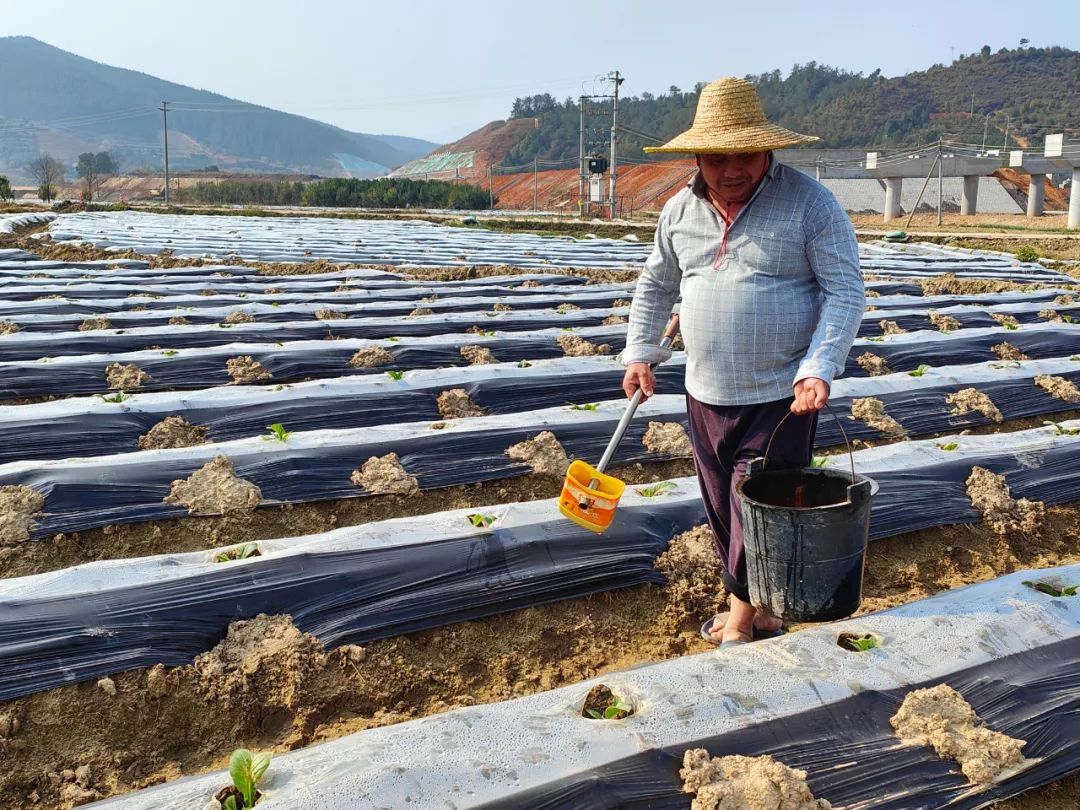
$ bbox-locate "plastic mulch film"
[0,486,706,700]
[0,211,55,234]
[0,306,626,360]
[2,423,1080,703]
[2,349,1079,464]
[47,211,654,269]
[86,566,1080,809]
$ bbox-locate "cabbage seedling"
[585,698,634,720]
[1003,321,1019,330]
[98,391,130,403]
[1064,314,1076,324]
[386,336,401,342]
[265,423,290,442]
[570,403,599,411]
[838,632,879,652]
[386,370,405,381]
[937,442,959,451]
[1023,580,1078,597]
[990,360,1021,369]
[811,456,828,468]
[517,360,532,368]
[222,748,271,809]
[1045,421,1080,436]
[161,350,179,357]
[866,336,885,342]
[907,364,931,377]
[467,513,497,528]
[637,481,678,497]
[214,543,260,563]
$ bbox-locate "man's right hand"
[622,362,656,402]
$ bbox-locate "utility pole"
[1002,116,1011,152]
[533,157,538,211]
[578,96,586,218]
[981,114,990,153]
[159,101,170,205]
[937,139,944,226]
[487,164,493,209]
[608,70,623,220]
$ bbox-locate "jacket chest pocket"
[734,228,801,276]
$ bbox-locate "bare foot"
[709,595,783,643]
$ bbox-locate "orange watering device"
[559,313,681,533]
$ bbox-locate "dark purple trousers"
[686,394,818,603]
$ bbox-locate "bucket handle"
[760,401,857,487]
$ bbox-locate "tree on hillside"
[76,151,117,202]
[0,176,13,201]
[25,154,66,202]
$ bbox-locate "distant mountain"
[0,36,440,181]
[478,46,1080,165]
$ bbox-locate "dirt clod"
[168,315,190,326]
[315,308,345,321]
[138,416,210,450]
[613,298,632,307]
[104,362,151,390]
[1038,308,1062,322]
[879,320,905,335]
[642,422,692,456]
[78,317,112,331]
[891,684,1026,784]
[408,307,434,317]
[222,311,254,325]
[0,320,20,335]
[0,485,46,545]
[680,750,831,810]
[493,303,512,312]
[146,665,168,700]
[654,525,725,627]
[460,345,497,365]
[1034,374,1080,403]
[436,389,486,419]
[225,355,271,383]
[946,389,1003,423]
[557,334,612,356]
[990,313,1019,328]
[163,456,262,516]
[919,274,1023,296]
[602,314,627,325]
[349,346,394,368]
[851,397,905,436]
[928,311,962,332]
[992,342,1030,361]
[351,453,419,495]
[1054,294,1076,306]
[96,678,117,697]
[966,466,1045,537]
[856,352,892,376]
[505,431,570,476]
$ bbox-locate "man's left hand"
[792,378,829,414]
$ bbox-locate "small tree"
[26,154,66,202]
[76,151,117,202]
[0,175,13,201]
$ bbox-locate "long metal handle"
[589,312,681,482]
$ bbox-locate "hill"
[0,36,439,181]
[458,46,1080,166]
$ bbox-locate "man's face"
[695,152,770,203]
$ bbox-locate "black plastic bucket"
[735,409,877,622]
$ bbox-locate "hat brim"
[644,122,819,154]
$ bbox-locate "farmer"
[621,77,864,648]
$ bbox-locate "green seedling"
[265,423,290,442]
[386,370,405,381]
[483,311,496,317]
[1045,420,1080,436]
[270,302,280,308]
[214,543,260,563]
[811,456,828,468]
[98,391,130,404]
[560,326,576,332]
[477,329,496,337]
[1002,321,1019,330]
[467,513,497,528]
[224,748,271,809]
[866,336,885,342]
[219,323,233,329]
[839,632,879,652]
[161,350,179,357]
[990,361,1021,369]
[585,699,634,720]
[1022,580,1079,597]
[937,442,959,451]
[637,481,679,497]
[907,364,932,377]
[1063,314,1076,324]
[386,336,401,342]
[272,341,284,347]
[517,360,532,368]
[570,403,599,411]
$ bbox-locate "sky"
[2,0,1078,145]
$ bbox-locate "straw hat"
[644,77,818,155]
